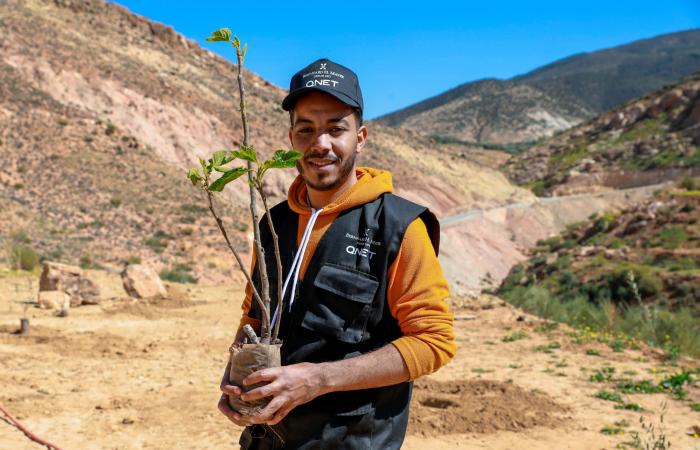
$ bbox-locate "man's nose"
[310,131,332,152]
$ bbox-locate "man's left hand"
[237,362,327,425]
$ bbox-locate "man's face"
[289,92,367,192]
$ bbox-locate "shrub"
[145,237,167,253]
[160,264,197,284]
[127,255,142,264]
[678,176,700,191]
[9,244,39,271]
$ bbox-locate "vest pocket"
[302,263,379,343]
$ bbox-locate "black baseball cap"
[281,58,363,114]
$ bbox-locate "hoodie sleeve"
[388,217,456,380]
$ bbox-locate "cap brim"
[281,87,361,112]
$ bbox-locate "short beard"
[297,150,357,192]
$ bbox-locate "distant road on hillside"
[440,182,671,227]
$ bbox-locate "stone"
[38,290,71,310]
[39,261,100,306]
[121,264,167,299]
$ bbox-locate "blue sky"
[111,1,699,119]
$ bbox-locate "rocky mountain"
[0,0,532,282]
[376,29,700,144]
[504,72,700,196]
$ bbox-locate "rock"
[39,262,100,306]
[633,142,659,157]
[685,99,700,127]
[121,264,166,299]
[38,291,70,310]
[577,246,598,257]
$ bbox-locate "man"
[219,58,455,449]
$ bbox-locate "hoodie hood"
[287,167,393,216]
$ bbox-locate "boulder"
[39,261,100,306]
[38,290,71,310]
[121,264,167,299]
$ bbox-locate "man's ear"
[356,126,368,153]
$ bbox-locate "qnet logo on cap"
[282,58,363,114]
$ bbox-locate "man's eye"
[330,127,346,133]
[296,128,312,133]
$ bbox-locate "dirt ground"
[1,270,699,450]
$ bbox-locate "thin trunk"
[206,191,270,335]
[235,46,271,342]
[258,188,284,342]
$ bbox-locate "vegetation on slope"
[497,180,700,357]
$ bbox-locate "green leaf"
[231,145,257,163]
[206,28,231,42]
[241,43,248,59]
[207,167,248,192]
[198,157,211,176]
[212,150,227,167]
[187,168,203,186]
[263,149,303,169]
[233,36,241,50]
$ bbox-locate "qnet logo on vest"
[302,62,346,88]
[344,228,381,260]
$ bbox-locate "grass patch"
[534,342,561,353]
[594,390,623,403]
[500,285,700,358]
[502,330,529,342]
[590,367,616,383]
[614,403,643,412]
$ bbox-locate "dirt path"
[1,272,699,449]
[440,182,669,227]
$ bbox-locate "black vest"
[248,193,439,447]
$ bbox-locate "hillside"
[0,0,532,281]
[504,72,700,196]
[496,181,700,356]
[376,29,700,144]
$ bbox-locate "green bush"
[160,264,197,284]
[10,244,39,271]
[648,226,688,250]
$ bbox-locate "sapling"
[187,28,302,415]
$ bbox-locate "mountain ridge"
[376,28,700,144]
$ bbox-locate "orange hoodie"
[238,167,456,380]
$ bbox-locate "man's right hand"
[218,360,254,427]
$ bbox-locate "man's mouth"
[306,158,337,168]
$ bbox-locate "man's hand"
[236,362,326,426]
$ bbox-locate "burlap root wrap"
[228,343,281,416]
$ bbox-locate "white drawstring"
[271,207,323,329]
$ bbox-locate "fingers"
[243,367,280,386]
[219,361,232,389]
[218,395,251,427]
[246,395,287,424]
[221,384,243,397]
[266,404,294,426]
[240,381,279,402]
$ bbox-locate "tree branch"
[206,190,270,335]
[258,186,284,342]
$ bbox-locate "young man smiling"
[219,58,455,449]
